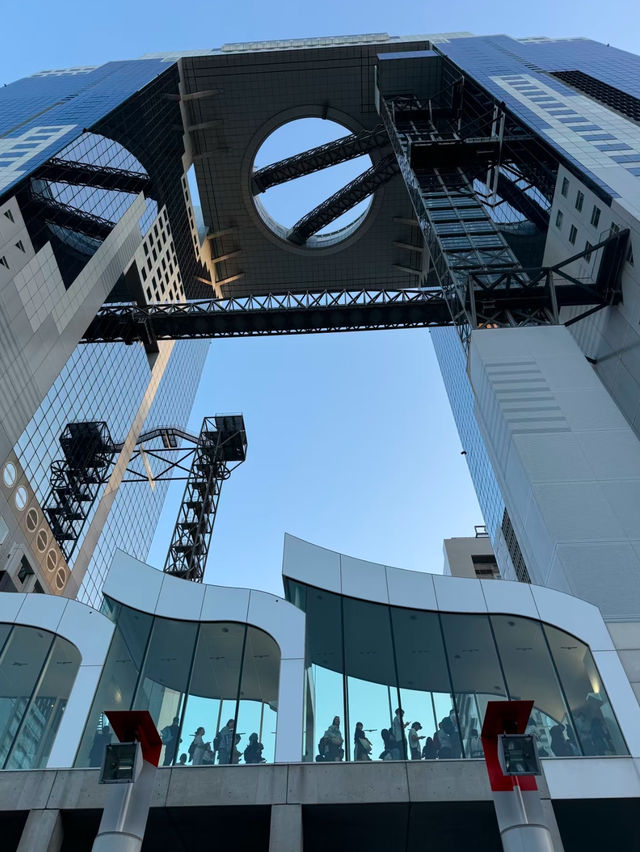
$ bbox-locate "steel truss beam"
[30,193,115,241]
[493,172,549,230]
[251,125,390,194]
[33,157,153,196]
[42,420,247,575]
[287,153,399,244]
[81,230,627,349]
[165,415,247,582]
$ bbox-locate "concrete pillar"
[92,761,156,852]
[493,790,562,852]
[17,809,63,852]
[269,804,303,852]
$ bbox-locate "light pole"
[92,710,162,852]
[482,700,560,852]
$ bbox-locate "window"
[569,225,578,245]
[555,210,563,229]
[590,206,601,228]
[472,555,500,579]
[585,242,593,262]
[628,243,635,266]
[3,209,15,222]
[575,191,584,212]
[561,177,569,197]
[544,624,627,756]
[17,556,34,584]
[0,626,80,769]
[15,240,25,253]
[0,256,9,269]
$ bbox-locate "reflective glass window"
[0,624,10,655]
[343,598,397,761]
[556,209,563,229]
[0,626,53,766]
[76,605,153,766]
[492,616,577,757]
[181,622,244,766]
[575,190,585,212]
[133,617,198,765]
[544,625,627,756]
[391,608,452,760]
[440,614,507,756]
[6,635,81,769]
[305,589,344,762]
[561,177,569,196]
[591,205,601,227]
[569,225,578,244]
[237,627,280,765]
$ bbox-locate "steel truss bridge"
[82,229,628,352]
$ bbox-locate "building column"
[493,791,563,852]
[468,325,640,619]
[17,809,63,852]
[269,804,303,852]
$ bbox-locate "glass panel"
[440,614,507,757]
[237,626,280,764]
[305,589,344,763]
[261,704,277,764]
[343,598,398,761]
[181,622,244,766]
[132,616,197,767]
[0,624,11,656]
[0,626,54,768]
[492,616,576,758]
[75,605,153,766]
[6,635,81,769]
[391,608,452,760]
[544,624,627,756]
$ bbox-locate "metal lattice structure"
[165,415,247,582]
[32,157,153,196]
[287,153,400,244]
[43,422,116,560]
[80,228,628,348]
[43,417,247,576]
[252,125,390,194]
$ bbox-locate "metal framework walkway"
[81,229,628,351]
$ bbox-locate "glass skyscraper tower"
[0,58,213,603]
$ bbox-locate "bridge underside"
[82,230,628,351]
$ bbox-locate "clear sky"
[3,3,639,596]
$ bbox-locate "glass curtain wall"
[285,580,628,762]
[0,624,81,769]
[76,602,281,768]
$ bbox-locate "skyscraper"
[0,60,212,602]
[1,32,639,619]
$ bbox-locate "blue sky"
[3,3,639,595]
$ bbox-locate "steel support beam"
[30,194,115,241]
[287,153,399,245]
[251,125,390,194]
[81,227,627,347]
[33,158,152,196]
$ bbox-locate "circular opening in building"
[252,118,375,248]
[47,550,58,572]
[37,529,48,552]
[14,486,27,511]
[55,567,66,590]
[26,507,38,531]
[3,462,16,487]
